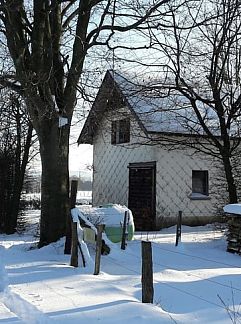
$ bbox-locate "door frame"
[128,161,156,230]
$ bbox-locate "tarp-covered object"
[79,204,135,243]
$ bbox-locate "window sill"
[189,193,211,200]
[111,141,130,145]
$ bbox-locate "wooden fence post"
[121,211,128,250]
[64,179,78,254]
[70,180,79,266]
[175,210,182,247]
[70,221,78,267]
[141,241,154,303]
[94,224,105,275]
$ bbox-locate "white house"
[78,70,228,230]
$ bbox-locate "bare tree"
[0,0,173,247]
[135,0,241,203]
[0,90,33,233]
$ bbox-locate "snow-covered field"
[1,210,241,323]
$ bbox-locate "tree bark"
[222,155,238,204]
[38,117,70,247]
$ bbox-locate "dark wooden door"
[128,162,156,231]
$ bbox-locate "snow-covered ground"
[1,210,241,323]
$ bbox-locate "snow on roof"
[78,69,237,145]
[223,204,241,215]
[111,71,208,134]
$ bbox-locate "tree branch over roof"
[86,0,171,45]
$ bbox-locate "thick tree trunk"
[38,117,70,247]
[222,155,238,204]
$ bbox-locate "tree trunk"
[38,117,70,247]
[222,155,238,204]
[6,123,33,234]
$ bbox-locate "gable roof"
[110,71,201,134]
[78,70,148,145]
[77,70,213,145]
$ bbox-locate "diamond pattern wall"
[92,109,228,228]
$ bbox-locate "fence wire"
[92,228,241,320]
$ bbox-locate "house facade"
[78,70,228,230]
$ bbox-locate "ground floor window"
[192,170,209,198]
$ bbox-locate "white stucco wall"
[92,109,154,207]
[153,147,226,226]
[92,108,228,227]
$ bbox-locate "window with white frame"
[111,118,130,144]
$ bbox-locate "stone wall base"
[156,214,225,230]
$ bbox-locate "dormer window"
[111,118,130,144]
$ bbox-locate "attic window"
[191,170,209,199]
[111,118,130,144]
